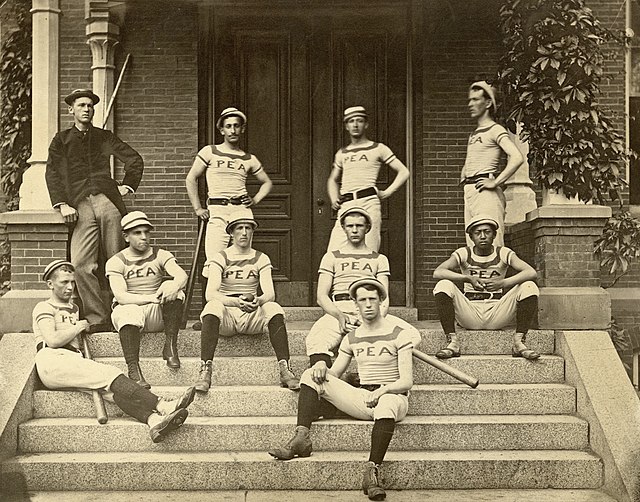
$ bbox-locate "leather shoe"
[150,408,188,443]
[173,386,196,412]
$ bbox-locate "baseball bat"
[412,349,479,389]
[102,53,131,128]
[81,333,109,424]
[182,217,206,328]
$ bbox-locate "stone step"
[33,383,576,418]
[0,450,603,491]
[94,354,564,386]
[0,489,617,502]
[18,415,589,453]
[86,325,555,358]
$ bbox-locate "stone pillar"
[527,205,612,329]
[20,0,61,210]
[504,123,537,225]
[85,1,121,130]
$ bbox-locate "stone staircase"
[0,308,614,498]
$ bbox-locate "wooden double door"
[204,3,410,305]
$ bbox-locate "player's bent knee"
[433,279,456,297]
[112,304,145,330]
[262,301,285,320]
[299,368,318,389]
[518,281,540,299]
[200,300,225,320]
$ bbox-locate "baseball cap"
[65,88,100,106]
[121,211,154,232]
[343,106,368,122]
[226,213,258,234]
[43,259,75,281]
[466,214,499,234]
[348,277,387,301]
[216,107,247,129]
[339,206,372,229]
[469,81,497,114]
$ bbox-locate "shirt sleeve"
[396,327,422,353]
[157,249,178,270]
[492,124,510,146]
[318,252,335,277]
[333,150,343,171]
[257,252,273,272]
[378,143,397,165]
[106,130,144,192]
[45,133,70,208]
[250,155,263,175]
[338,333,354,357]
[500,246,516,267]
[32,301,55,325]
[194,145,212,168]
[376,254,391,277]
[452,247,466,268]
[209,252,227,273]
[105,254,124,279]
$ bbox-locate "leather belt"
[360,384,408,396]
[36,341,82,354]
[340,187,377,202]
[207,197,244,206]
[462,174,493,185]
[332,293,351,302]
[464,291,503,301]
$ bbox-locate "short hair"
[341,212,370,228]
[49,264,74,281]
[354,283,381,298]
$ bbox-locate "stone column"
[20,0,61,210]
[504,123,537,225]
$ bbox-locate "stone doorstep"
[17,415,589,453]
[0,489,619,502]
[85,327,556,358]
[0,450,603,491]
[32,383,577,418]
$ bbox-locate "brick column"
[527,205,612,329]
[0,211,68,332]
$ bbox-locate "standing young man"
[326,106,410,252]
[194,212,299,393]
[461,81,523,246]
[46,89,144,330]
[106,212,189,388]
[433,215,540,360]
[33,260,195,443]
[270,278,421,501]
[185,107,273,277]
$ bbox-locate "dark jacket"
[45,125,144,215]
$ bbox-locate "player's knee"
[518,281,540,300]
[112,305,145,330]
[200,300,224,320]
[433,279,456,297]
[299,368,317,389]
[262,301,285,320]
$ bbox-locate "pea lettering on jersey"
[223,268,259,280]
[355,346,394,357]
[340,261,373,273]
[469,135,483,145]
[59,313,77,325]
[345,153,369,163]
[215,159,250,172]
[125,267,157,280]
[468,269,500,279]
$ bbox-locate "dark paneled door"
[213,5,408,305]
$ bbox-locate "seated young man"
[433,215,540,360]
[33,260,195,443]
[269,277,421,501]
[106,211,189,389]
[194,212,299,393]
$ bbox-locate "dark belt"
[462,173,493,185]
[339,187,377,202]
[36,341,82,354]
[332,293,351,302]
[207,197,244,206]
[360,384,408,396]
[464,291,503,301]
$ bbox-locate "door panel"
[212,5,407,305]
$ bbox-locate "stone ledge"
[526,205,612,221]
[538,287,610,330]
[0,210,64,225]
[0,290,50,333]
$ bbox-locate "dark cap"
[64,89,100,106]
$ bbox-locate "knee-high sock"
[200,314,220,361]
[309,353,333,368]
[161,299,183,337]
[516,295,538,335]
[268,314,290,361]
[296,383,322,429]
[435,292,455,334]
[119,325,142,364]
[110,374,159,423]
[369,418,395,465]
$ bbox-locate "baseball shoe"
[158,386,197,415]
[127,361,151,390]
[195,360,213,393]
[192,321,202,330]
[512,333,540,361]
[435,333,461,359]
[268,425,312,460]
[278,360,300,390]
[149,408,189,443]
[362,461,386,501]
[162,333,181,369]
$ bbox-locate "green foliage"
[594,211,640,287]
[497,0,630,204]
[1,0,32,212]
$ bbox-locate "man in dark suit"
[46,89,144,330]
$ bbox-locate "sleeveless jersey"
[318,248,390,296]
[194,144,263,199]
[334,142,396,194]
[32,299,81,349]
[452,246,515,294]
[210,249,272,296]
[339,324,421,385]
[461,123,509,179]
[105,248,176,295]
